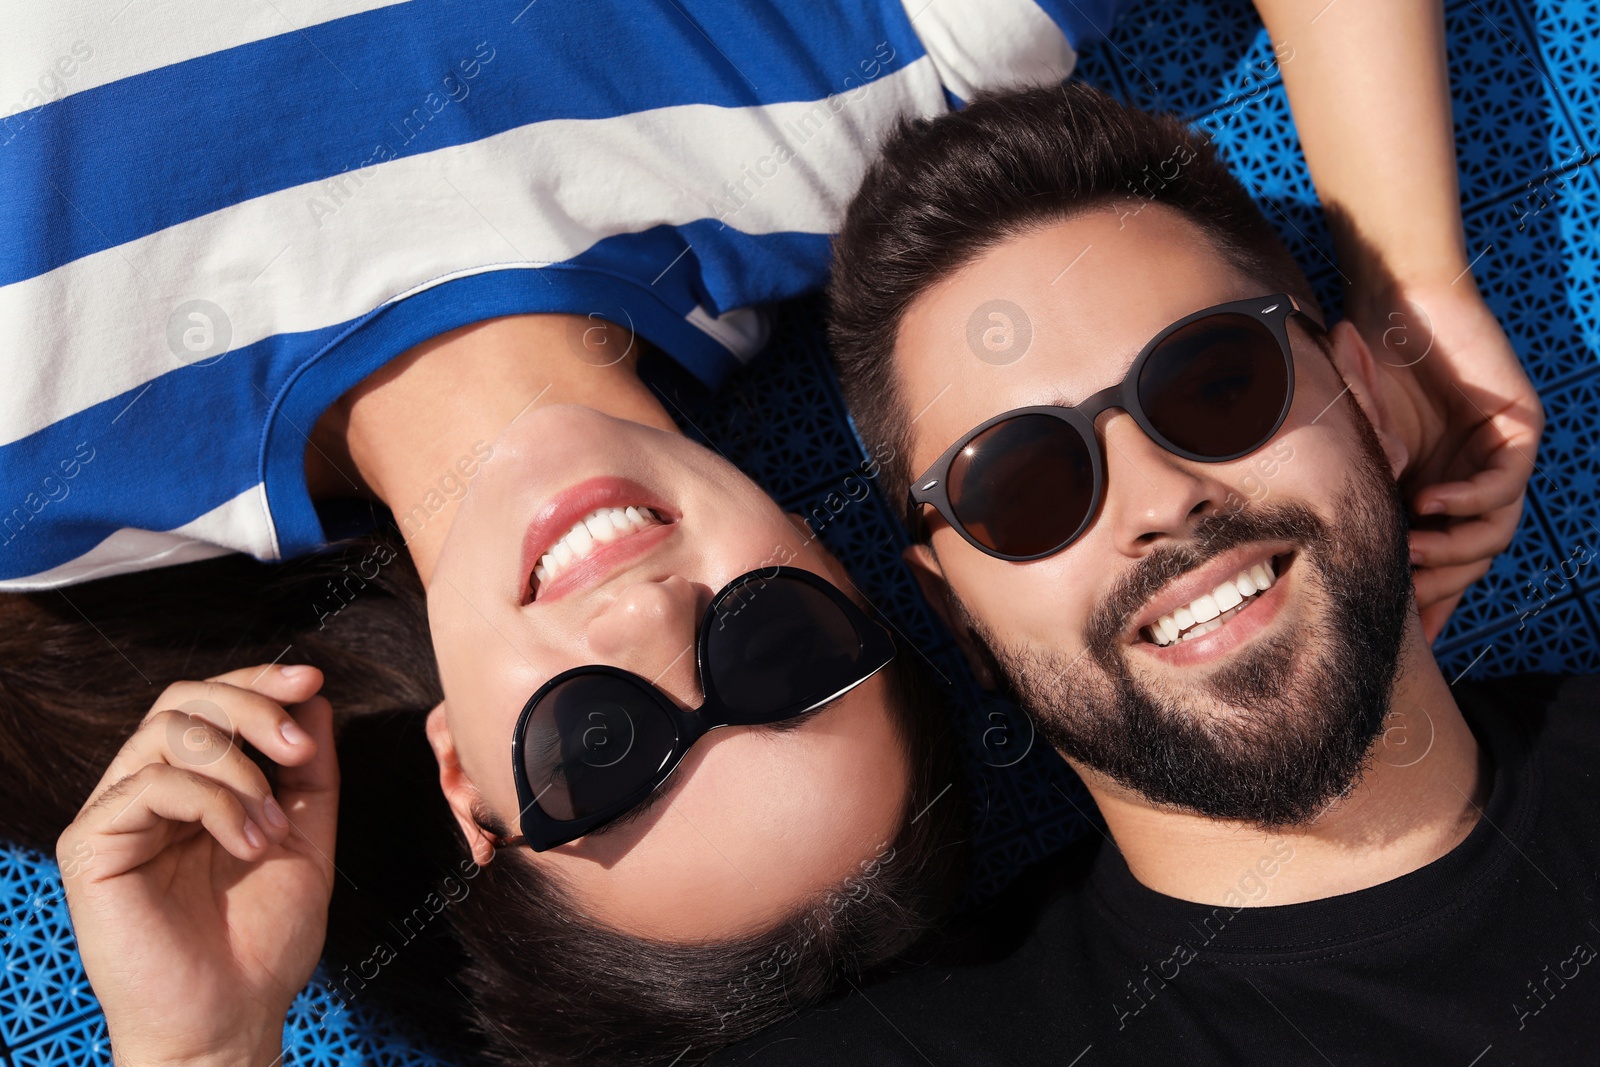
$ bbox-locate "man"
[716,82,1599,1064]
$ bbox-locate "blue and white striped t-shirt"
[0,0,1114,590]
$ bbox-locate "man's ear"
[425,702,498,867]
[903,542,996,689]
[1323,319,1409,481]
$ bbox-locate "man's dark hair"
[828,80,1321,517]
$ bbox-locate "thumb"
[275,695,338,877]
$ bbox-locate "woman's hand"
[1352,281,1544,643]
[1251,0,1544,643]
[56,663,339,1067]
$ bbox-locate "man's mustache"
[1085,501,1332,658]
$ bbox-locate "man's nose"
[586,575,705,708]
[1098,411,1230,555]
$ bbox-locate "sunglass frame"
[505,566,896,851]
[907,293,1317,562]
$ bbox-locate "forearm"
[1254,0,1541,639]
[1254,0,1468,299]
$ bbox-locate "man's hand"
[57,663,339,1067]
[1352,280,1544,643]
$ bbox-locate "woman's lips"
[518,477,678,604]
[530,523,677,604]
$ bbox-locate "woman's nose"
[585,575,705,708]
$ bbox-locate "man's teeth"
[531,506,662,592]
[1144,562,1276,647]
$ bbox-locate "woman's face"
[426,405,909,941]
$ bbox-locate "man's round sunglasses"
[908,293,1324,561]
[490,566,896,852]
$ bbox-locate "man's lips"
[518,477,678,604]
[1123,542,1297,646]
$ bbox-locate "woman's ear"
[1324,319,1410,481]
[903,543,996,689]
[425,702,497,866]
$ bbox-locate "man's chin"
[1125,755,1372,831]
[1046,620,1392,827]
[1116,618,1316,748]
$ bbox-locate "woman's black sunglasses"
[908,294,1323,561]
[492,566,896,852]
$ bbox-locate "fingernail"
[242,819,265,849]
[281,664,313,680]
[281,719,312,746]
[262,796,287,829]
[1410,550,1424,565]
[1419,501,1445,515]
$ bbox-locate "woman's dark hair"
[828,79,1321,516]
[0,527,966,1065]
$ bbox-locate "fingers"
[85,710,293,843]
[1408,498,1524,568]
[275,696,339,885]
[1413,442,1535,517]
[144,675,322,767]
[82,664,327,822]
[206,662,324,709]
[1411,383,1542,515]
[62,763,269,879]
[1413,558,1492,615]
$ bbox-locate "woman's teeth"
[531,506,663,593]
[1144,561,1277,647]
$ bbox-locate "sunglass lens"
[1138,313,1289,458]
[522,674,677,821]
[947,413,1095,558]
[706,576,865,722]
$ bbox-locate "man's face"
[893,204,1416,828]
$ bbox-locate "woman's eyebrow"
[579,773,683,841]
[760,693,845,733]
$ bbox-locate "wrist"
[110,1024,284,1067]
[1326,201,1473,324]
[1344,267,1480,327]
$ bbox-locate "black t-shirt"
[715,674,1600,1066]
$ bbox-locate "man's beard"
[959,416,1416,829]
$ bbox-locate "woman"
[12,312,966,1064]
